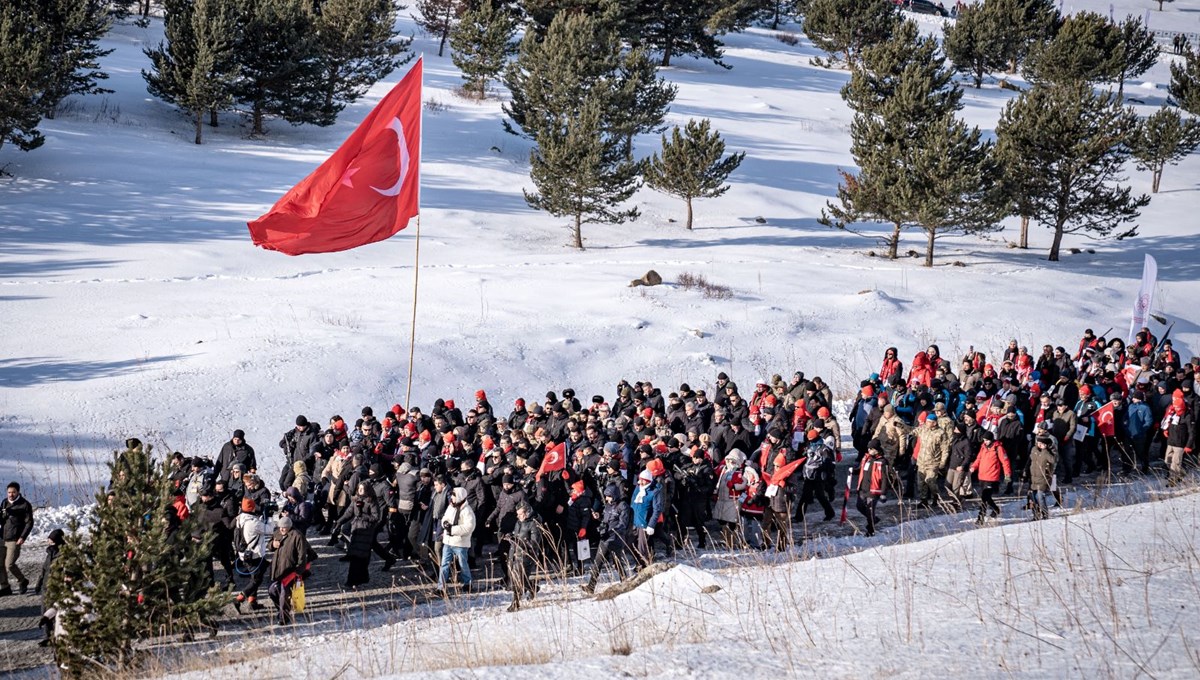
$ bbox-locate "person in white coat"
[438,487,475,592]
[234,497,273,610]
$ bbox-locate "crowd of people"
[17,326,1200,632]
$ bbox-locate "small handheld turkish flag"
[248,58,422,255]
[538,442,567,480]
[1094,401,1116,437]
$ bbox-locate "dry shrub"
[677,271,734,300]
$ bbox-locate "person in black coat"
[582,483,632,594]
[717,419,754,460]
[506,502,543,612]
[675,448,714,549]
[565,480,595,574]
[345,483,380,588]
[279,417,321,492]
[34,529,65,596]
[995,407,1027,494]
[191,484,236,588]
[487,476,527,576]
[35,528,65,645]
[216,430,257,481]
[391,459,420,560]
[282,487,314,534]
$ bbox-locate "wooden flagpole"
[405,214,421,410]
[404,56,425,411]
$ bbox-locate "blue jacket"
[1126,401,1154,439]
[631,481,661,530]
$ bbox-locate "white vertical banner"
[1128,254,1157,343]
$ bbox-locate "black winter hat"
[233,429,245,439]
[362,406,374,417]
[717,372,729,380]
[981,429,995,442]
[502,474,514,485]
[563,388,575,398]
[592,395,604,404]
[296,415,309,427]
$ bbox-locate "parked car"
[894,0,950,17]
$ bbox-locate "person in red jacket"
[970,430,1011,524]
[880,347,904,386]
[1162,389,1195,487]
[857,440,892,537]
[908,351,933,389]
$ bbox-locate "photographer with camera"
[233,497,272,611]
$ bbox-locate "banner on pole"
[1128,254,1157,344]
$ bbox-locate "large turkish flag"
[248,58,422,255]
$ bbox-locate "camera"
[260,495,280,517]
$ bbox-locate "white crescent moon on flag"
[546,451,559,466]
[371,117,410,197]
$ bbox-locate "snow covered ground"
[146,487,1200,679]
[1,2,1198,514]
[3,1,1200,677]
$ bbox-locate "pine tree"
[644,118,744,230]
[144,0,239,145]
[994,82,1149,261]
[48,441,227,676]
[451,0,518,99]
[609,48,678,153]
[632,0,729,68]
[232,0,321,136]
[310,0,411,126]
[36,0,113,118]
[1023,10,1123,86]
[988,0,1060,74]
[1169,48,1200,116]
[803,0,900,69]
[1113,15,1159,102]
[942,2,1008,88]
[415,0,466,58]
[520,0,632,38]
[824,21,967,259]
[524,98,641,249]
[28,0,114,119]
[903,116,1003,267]
[1128,106,1200,193]
[759,0,801,30]
[0,2,51,153]
[503,11,625,140]
[708,0,796,31]
[841,20,961,117]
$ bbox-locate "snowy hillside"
[2,1,1200,505]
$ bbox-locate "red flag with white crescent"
[1094,401,1116,437]
[538,442,566,480]
[248,58,422,255]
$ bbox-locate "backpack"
[803,444,829,480]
